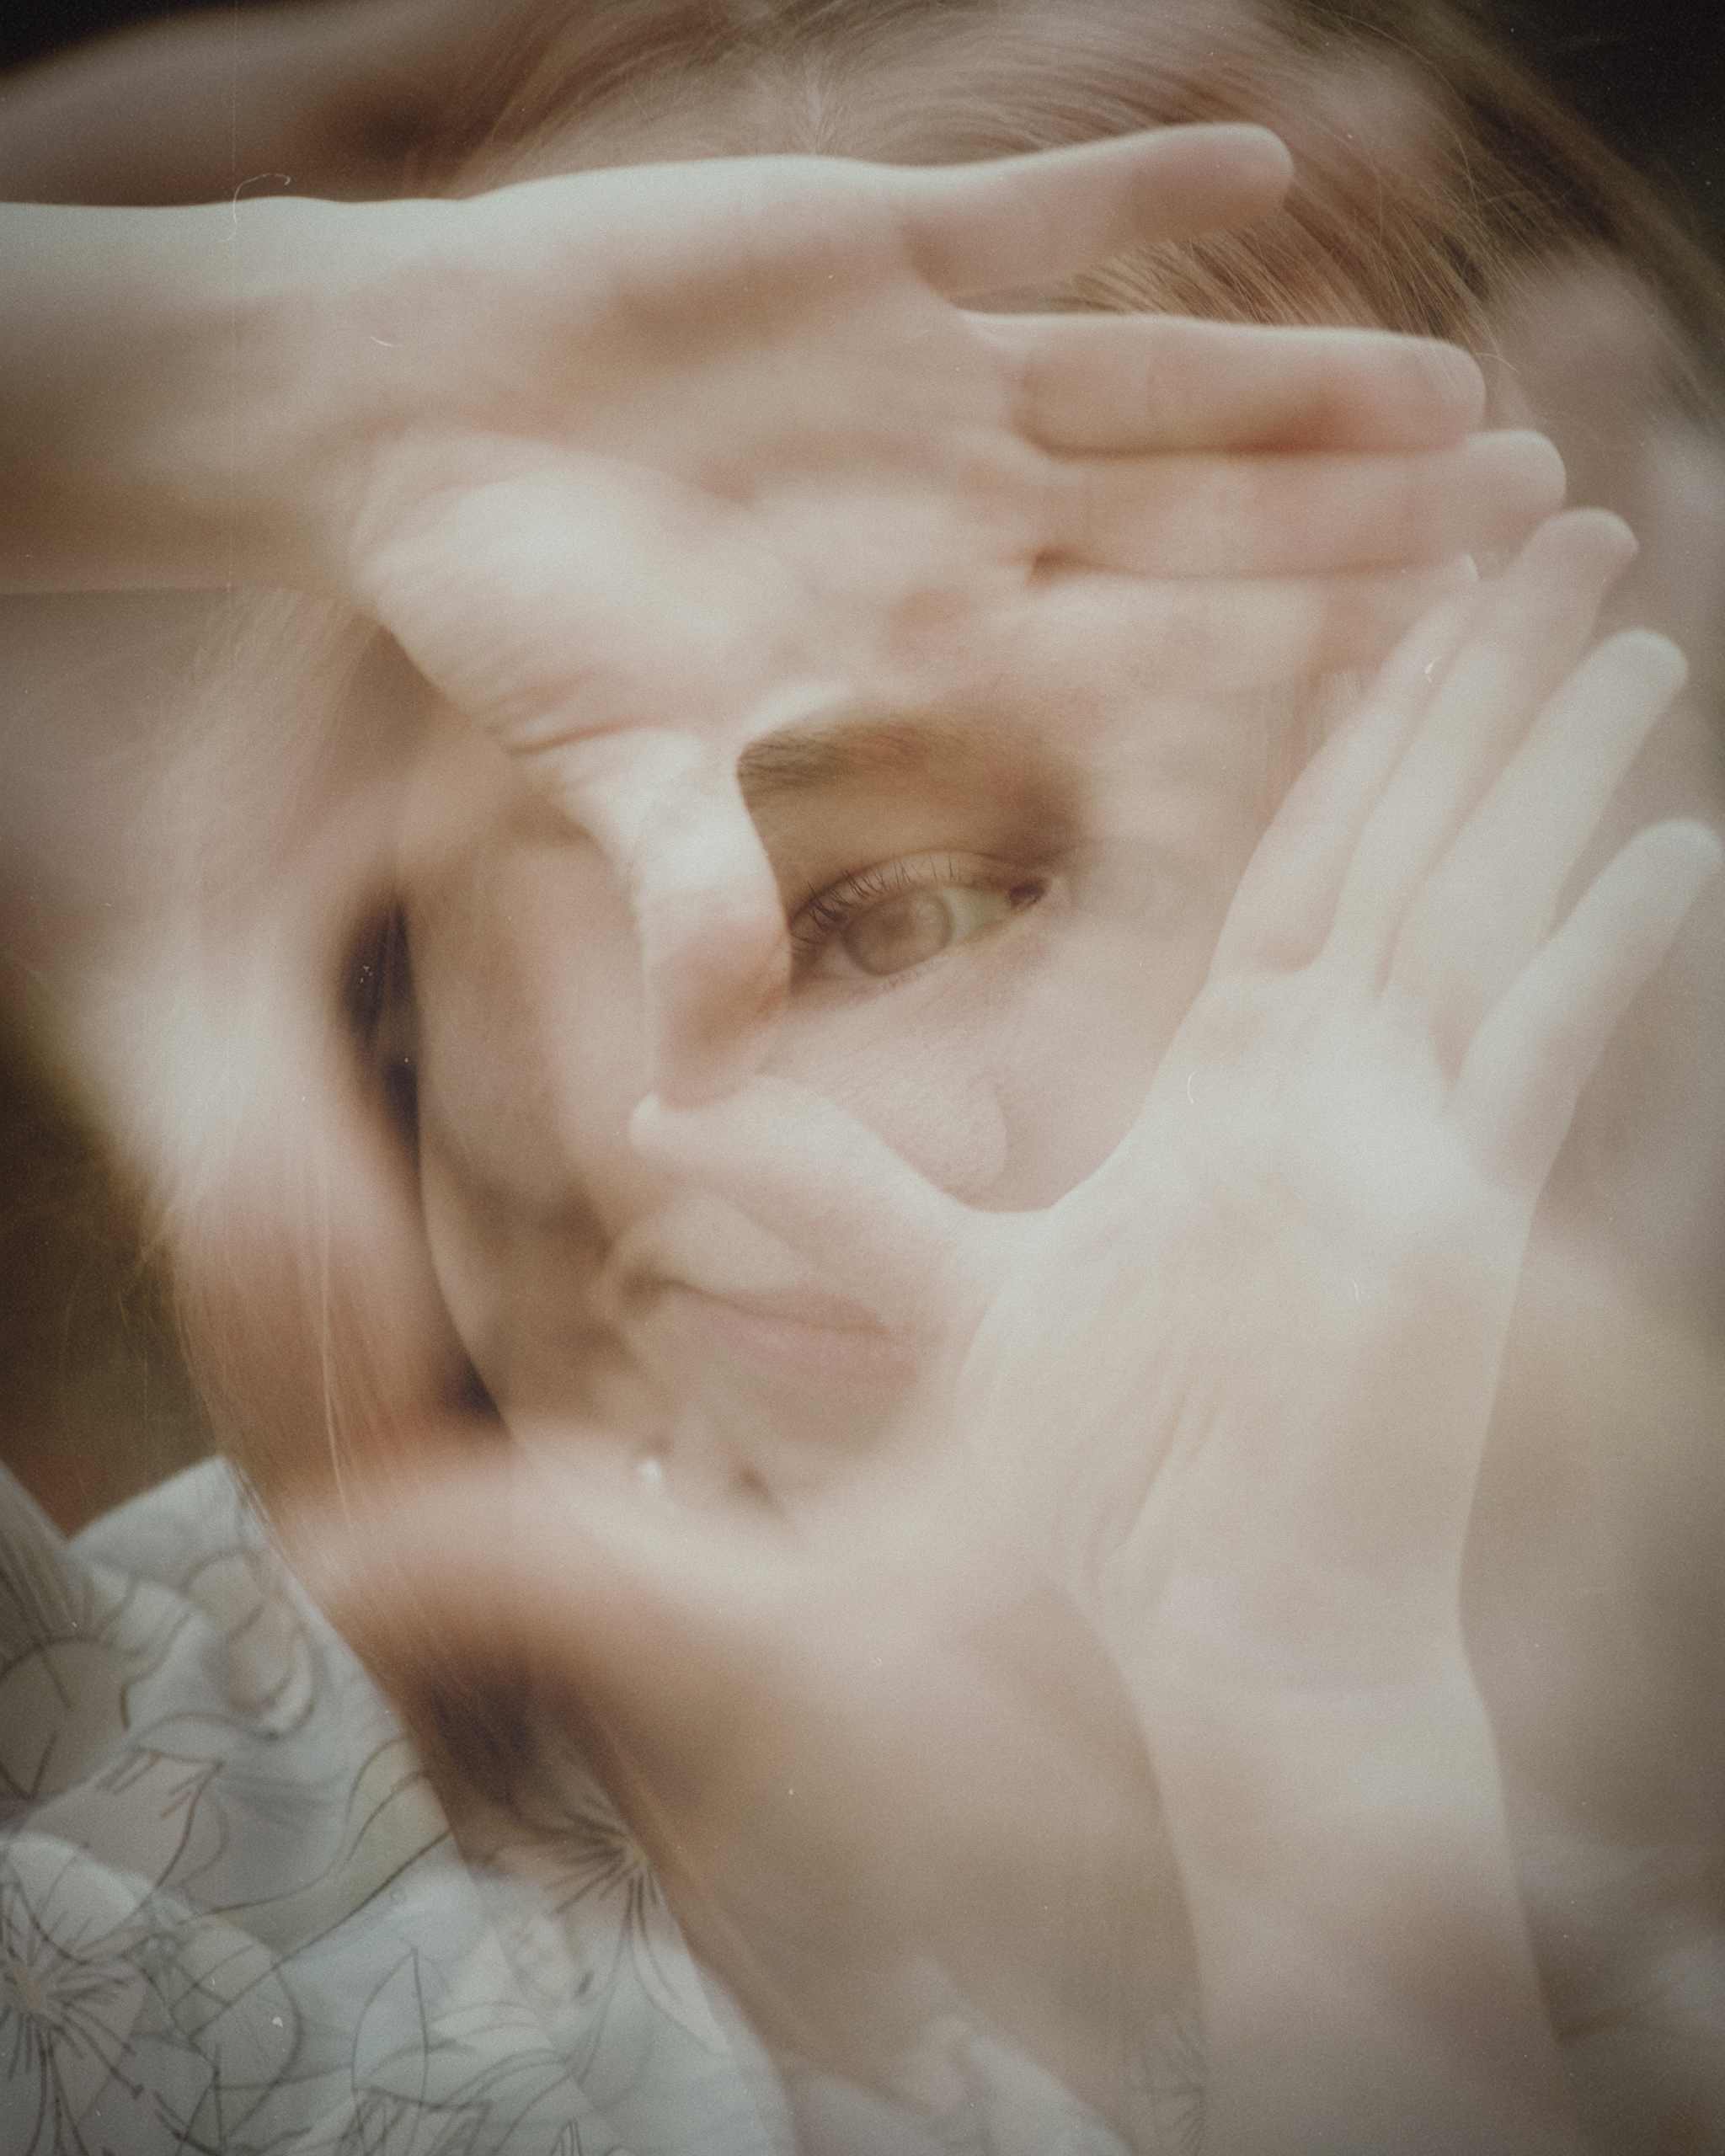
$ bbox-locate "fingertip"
[1480,430,1567,520]
[1412,340,1487,435]
[907,121,1294,294]
[1609,626,1690,700]
[1651,816,1724,883]
[1130,121,1293,236]
[1548,504,1639,568]
[1185,121,1295,192]
[1594,819,1723,1001]
[1567,504,1638,547]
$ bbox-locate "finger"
[279,1441,814,1739]
[1210,590,1480,976]
[1391,630,1689,1059]
[1324,511,1637,985]
[1049,430,1563,578]
[280,1438,1012,1768]
[565,734,790,1105]
[1024,556,1477,696]
[630,1077,1003,1340]
[1455,819,1722,1193]
[972,316,1486,454]
[891,124,1292,296]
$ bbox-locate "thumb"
[892,123,1292,296]
[275,1435,1015,1769]
[278,1440,814,1755]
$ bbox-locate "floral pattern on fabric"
[0,1463,777,2156]
[0,1462,1135,2155]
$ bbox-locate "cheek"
[989,909,1219,1205]
[766,998,1012,1203]
[414,841,653,1216]
[767,909,1216,1213]
[417,1139,667,1435]
[408,841,672,1401]
[417,1139,599,1410]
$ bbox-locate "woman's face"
[403,664,1284,1502]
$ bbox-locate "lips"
[664,1283,916,1390]
[599,1199,920,1395]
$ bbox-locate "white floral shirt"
[0,1463,1132,2156]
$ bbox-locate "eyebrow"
[736,711,1010,808]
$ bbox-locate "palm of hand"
[295,505,1718,2150]
[964,975,1507,1658]
[644,515,1716,1694]
[955,518,1713,1686]
[329,132,1548,1094]
[354,163,1040,751]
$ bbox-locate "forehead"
[400,669,1298,939]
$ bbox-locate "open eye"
[793,854,1048,980]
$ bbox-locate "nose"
[760,1022,1009,1204]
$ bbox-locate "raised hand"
[622,511,1717,2150]
[312,127,1557,1096]
[633,515,1712,1618]
[3,125,1570,1529]
[288,518,1718,2149]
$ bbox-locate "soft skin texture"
[289,511,1725,2155]
[402,644,1274,1492]
[0,125,1568,1572]
[0,127,1558,1105]
[3,45,1715,2149]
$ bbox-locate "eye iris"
[831,880,1035,978]
[842,889,957,976]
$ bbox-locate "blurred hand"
[280,1428,1195,2120]
[282,515,1718,2150]
[619,512,1716,2150]
[637,515,1712,1650]
[306,128,1559,1096]
[15,125,1564,1530]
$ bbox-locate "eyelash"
[789,853,1049,978]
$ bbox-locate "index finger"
[888,124,1293,295]
[565,730,790,1105]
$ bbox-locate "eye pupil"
[803,864,1045,983]
[842,890,955,976]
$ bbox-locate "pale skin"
[1,122,1560,1104]
[631,514,1722,2151]
[1,122,1568,1542]
[283,510,1722,2153]
[4,89,1706,2154]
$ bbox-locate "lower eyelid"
[797,865,1054,984]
